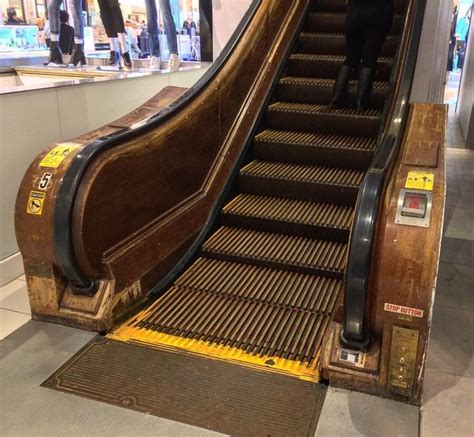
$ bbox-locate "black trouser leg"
[332,11,364,106]
[356,25,390,109]
[344,10,364,69]
[97,0,117,38]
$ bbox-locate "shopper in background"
[4,7,23,25]
[182,12,196,36]
[97,0,132,68]
[59,10,74,55]
[447,5,458,79]
[331,0,394,110]
[46,0,86,66]
[145,0,180,71]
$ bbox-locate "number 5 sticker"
[38,173,53,190]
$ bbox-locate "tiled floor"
[0,275,30,341]
[0,114,473,436]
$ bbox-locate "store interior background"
[0,0,253,63]
[447,0,473,149]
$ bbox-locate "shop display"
[1,0,203,67]
[0,25,44,51]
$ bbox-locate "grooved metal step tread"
[307,12,403,19]
[173,257,341,315]
[201,226,348,275]
[132,259,341,363]
[299,31,399,39]
[240,160,365,187]
[222,194,354,230]
[267,102,382,118]
[289,54,393,64]
[255,129,376,151]
[279,76,389,90]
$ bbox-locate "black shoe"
[44,41,63,65]
[122,51,132,69]
[330,64,352,107]
[70,43,86,67]
[108,50,120,66]
[356,66,375,111]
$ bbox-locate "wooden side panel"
[322,103,447,405]
[15,87,187,329]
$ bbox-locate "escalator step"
[239,160,363,205]
[277,77,389,108]
[220,193,353,242]
[134,257,341,365]
[266,102,382,137]
[313,0,407,14]
[175,258,341,315]
[298,32,399,57]
[306,12,403,35]
[253,129,375,169]
[288,54,393,81]
[201,226,347,278]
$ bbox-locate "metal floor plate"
[43,337,327,436]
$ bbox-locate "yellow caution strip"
[109,323,321,383]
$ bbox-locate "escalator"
[109,0,402,382]
[16,0,447,434]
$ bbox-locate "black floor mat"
[43,337,327,436]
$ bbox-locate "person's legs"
[361,26,388,70]
[159,0,178,54]
[69,0,84,41]
[344,8,364,69]
[46,0,63,64]
[97,0,120,65]
[69,0,86,66]
[145,0,160,58]
[356,24,390,109]
[159,0,180,71]
[107,0,132,67]
[47,0,61,40]
[331,7,363,106]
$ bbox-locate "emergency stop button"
[395,189,432,228]
[401,192,428,218]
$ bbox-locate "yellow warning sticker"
[405,171,434,191]
[39,143,79,169]
[27,191,46,215]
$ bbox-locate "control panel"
[395,189,432,227]
[389,326,420,397]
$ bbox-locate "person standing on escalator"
[331,0,394,110]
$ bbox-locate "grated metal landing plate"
[44,337,327,437]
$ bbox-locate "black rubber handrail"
[53,0,261,293]
[341,0,427,351]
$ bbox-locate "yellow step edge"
[108,324,321,383]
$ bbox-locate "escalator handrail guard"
[53,0,261,293]
[342,0,427,350]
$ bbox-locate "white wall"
[410,0,453,103]
[212,0,253,60]
[0,67,207,286]
[457,19,474,148]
